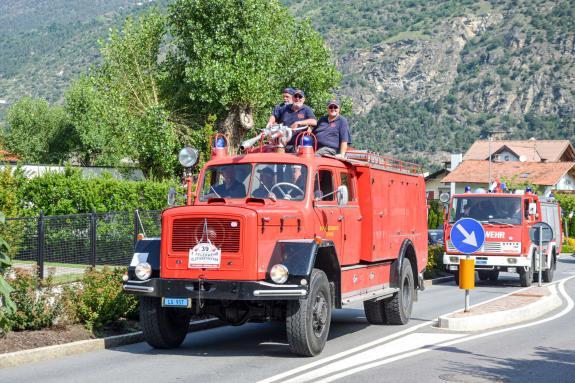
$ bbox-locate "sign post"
[529,222,553,288]
[450,218,485,312]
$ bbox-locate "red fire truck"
[443,190,561,287]
[123,131,428,356]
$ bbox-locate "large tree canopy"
[167,0,341,147]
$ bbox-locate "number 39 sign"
[188,242,222,269]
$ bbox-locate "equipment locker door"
[313,169,343,263]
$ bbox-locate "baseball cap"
[327,99,340,107]
[293,89,305,98]
[282,87,296,95]
[257,167,274,175]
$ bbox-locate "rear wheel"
[519,255,535,287]
[363,299,387,324]
[286,269,332,356]
[384,259,414,325]
[140,297,192,349]
[542,253,556,283]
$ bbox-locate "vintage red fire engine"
[443,188,561,287]
[123,128,428,356]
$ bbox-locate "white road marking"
[259,275,575,383]
[281,333,464,383]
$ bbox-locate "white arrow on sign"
[456,223,477,247]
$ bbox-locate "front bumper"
[443,253,530,269]
[123,278,308,300]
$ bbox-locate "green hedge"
[0,166,175,217]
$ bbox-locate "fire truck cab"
[123,137,428,356]
[443,190,561,287]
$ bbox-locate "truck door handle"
[357,216,363,221]
[338,215,344,221]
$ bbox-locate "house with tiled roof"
[0,149,20,163]
[440,139,575,197]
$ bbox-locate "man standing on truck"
[313,99,351,157]
[269,89,317,151]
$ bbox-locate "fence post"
[90,212,97,268]
[37,210,45,280]
[133,210,139,249]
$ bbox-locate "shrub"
[4,269,61,331]
[425,244,444,278]
[63,267,138,331]
[0,212,17,335]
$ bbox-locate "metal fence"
[3,210,161,282]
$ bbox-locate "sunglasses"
[293,95,304,99]
[328,105,339,110]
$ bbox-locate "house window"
[504,155,510,161]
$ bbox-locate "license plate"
[162,297,191,308]
[476,260,487,265]
[189,242,221,269]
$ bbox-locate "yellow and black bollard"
[459,257,475,312]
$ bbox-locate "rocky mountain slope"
[2,0,574,166]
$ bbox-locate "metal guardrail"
[3,210,161,281]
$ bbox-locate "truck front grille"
[447,240,519,254]
[171,218,241,253]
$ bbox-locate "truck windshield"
[199,163,307,201]
[449,196,522,224]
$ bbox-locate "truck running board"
[341,287,398,305]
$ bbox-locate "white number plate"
[188,242,221,269]
[501,242,521,253]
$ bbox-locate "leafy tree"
[0,212,16,336]
[167,0,341,147]
[3,97,75,163]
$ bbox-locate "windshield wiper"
[253,174,276,202]
[486,220,515,227]
[210,186,222,198]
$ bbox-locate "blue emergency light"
[302,135,313,147]
[465,186,471,193]
[215,137,226,148]
[526,186,532,194]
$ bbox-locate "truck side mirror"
[336,185,349,207]
[167,187,177,206]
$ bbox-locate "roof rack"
[345,149,422,174]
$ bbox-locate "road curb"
[0,318,223,369]
[437,284,562,331]
[424,275,454,287]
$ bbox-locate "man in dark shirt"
[267,88,295,128]
[270,89,317,150]
[252,167,275,198]
[313,99,351,157]
[213,166,246,198]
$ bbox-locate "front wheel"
[519,255,535,287]
[140,297,192,349]
[286,269,332,356]
[384,258,414,325]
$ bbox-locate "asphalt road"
[2,254,574,383]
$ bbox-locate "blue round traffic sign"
[451,218,485,254]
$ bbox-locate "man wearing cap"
[271,89,317,151]
[313,99,351,157]
[252,167,275,198]
[267,88,295,128]
[213,166,246,198]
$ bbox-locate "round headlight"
[270,264,289,284]
[135,262,152,280]
[178,147,199,168]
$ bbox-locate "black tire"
[384,258,414,325]
[286,269,332,356]
[542,253,556,283]
[478,270,490,281]
[488,270,499,281]
[140,297,192,349]
[453,270,460,286]
[363,299,387,325]
[519,255,535,287]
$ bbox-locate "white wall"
[0,164,145,180]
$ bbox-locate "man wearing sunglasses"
[312,99,351,158]
[268,89,317,151]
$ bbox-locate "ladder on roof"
[345,149,422,174]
